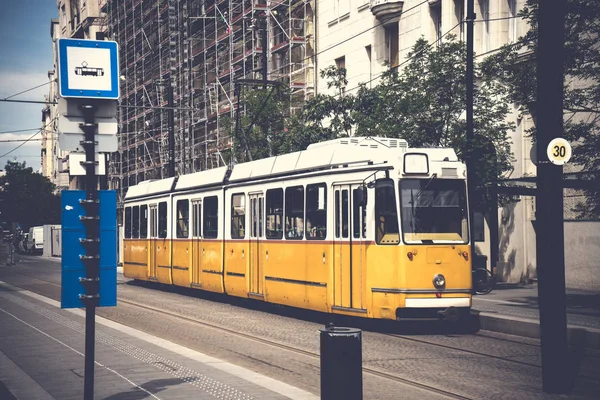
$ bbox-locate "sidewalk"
[471,282,600,350]
[0,280,317,400]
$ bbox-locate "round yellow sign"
[546,138,572,165]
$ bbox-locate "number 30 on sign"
[546,138,572,165]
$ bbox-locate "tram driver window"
[285,186,304,240]
[158,202,167,239]
[375,179,400,245]
[266,189,283,239]
[306,183,327,240]
[124,207,131,238]
[176,199,189,238]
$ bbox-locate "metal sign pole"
[79,104,100,400]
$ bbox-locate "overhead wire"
[2,80,55,101]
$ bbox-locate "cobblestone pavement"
[2,256,599,400]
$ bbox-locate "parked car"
[27,226,44,254]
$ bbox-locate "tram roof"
[124,177,176,199]
[124,137,462,199]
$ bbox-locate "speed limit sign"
[547,138,572,165]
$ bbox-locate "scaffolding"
[102,0,315,204]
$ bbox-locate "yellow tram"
[122,137,472,321]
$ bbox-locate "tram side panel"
[199,193,224,293]
[172,196,192,288]
[152,200,172,285]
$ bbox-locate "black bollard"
[319,325,362,400]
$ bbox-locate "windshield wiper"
[409,173,437,206]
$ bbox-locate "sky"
[0,0,58,173]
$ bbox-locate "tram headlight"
[433,274,446,289]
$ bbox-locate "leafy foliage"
[0,161,61,231]
[481,0,600,218]
[225,84,290,163]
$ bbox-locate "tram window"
[124,207,132,238]
[158,202,167,238]
[176,199,189,238]
[375,179,400,245]
[231,194,245,239]
[203,196,218,239]
[342,190,349,238]
[306,183,327,240]
[266,189,283,239]
[132,206,140,238]
[353,188,367,239]
[140,205,148,238]
[285,186,304,240]
[192,201,201,237]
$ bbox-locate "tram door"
[249,193,264,296]
[191,199,202,286]
[333,184,364,310]
[149,204,158,280]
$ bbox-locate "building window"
[384,22,399,68]
[176,199,189,238]
[231,194,245,239]
[306,183,327,240]
[285,186,304,240]
[481,0,490,52]
[508,0,517,42]
[455,0,465,41]
[266,189,284,239]
[334,0,350,19]
[203,196,218,239]
[473,211,485,241]
[365,45,372,88]
[335,56,346,94]
[430,2,442,45]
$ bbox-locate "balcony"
[370,0,404,22]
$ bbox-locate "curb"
[473,310,600,350]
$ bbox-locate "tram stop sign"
[57,38,120,99]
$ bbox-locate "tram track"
[116,297,474,400]
[3,269,473,399]
[6,267,599,397]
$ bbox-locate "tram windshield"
[399,179,469,244]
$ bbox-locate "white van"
[27,226,44,253]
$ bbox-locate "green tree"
[0,161,61,230]
[225,85,291,163]
[481,0,600,218]
[284,66,356,152]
